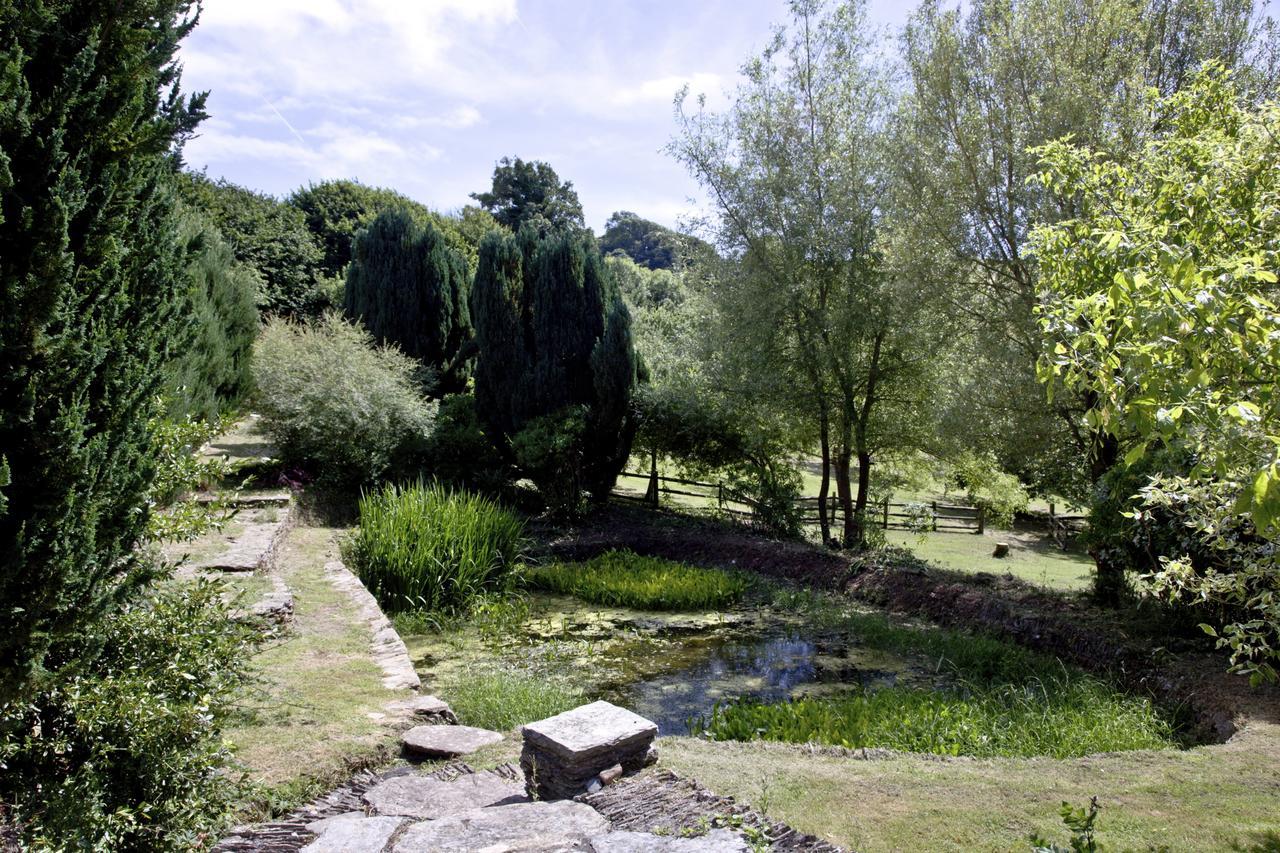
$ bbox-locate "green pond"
[402,593,939,734]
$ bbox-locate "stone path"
[217,760,844,852]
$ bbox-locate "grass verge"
[524,549,749,610]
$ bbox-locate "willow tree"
[344,209,472,394]
[671,0,946,546]
[471,227,639,511]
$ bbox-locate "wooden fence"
[615,471,985,533]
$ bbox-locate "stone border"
[323,558,421,692]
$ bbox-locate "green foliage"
[0,0,205,702]
[471,156,585,233]
[1032,67,1280,675]
[165,206,260,421]
[145,409,237,543]
[422,394,512,493]
[443,665,583,732]
[344,209,472,394]
[524,550,750,611]
[690,673,1177,758]
[0,578,258,850]
[1030,798,1103,853]
[471,227,640,511]
[179,171,327,318]
[599,211,696,270]
[344,481,525,614]
[633,385,750,473]
[288,178,496,278]
[253,314,436,488]
[724,460,805,540]
[947,451,1030,529]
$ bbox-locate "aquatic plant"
[524,550,749,610]
[443,666,584,731]
[344,481,525,613]
[689,674,1178,758]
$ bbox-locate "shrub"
[690,673,1177,758]
[0,578,258,850]
[254,314,435,488]
[442,665,583,732]
[344,481,525,614]
[524,550,749,611]
[511,408,588,518]
[422,394,512,493]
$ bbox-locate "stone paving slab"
[522,701,657,762]
[402,724,503,758]
[392,801,610,853]
[299,814,405,853]
[191,507,292,573]
[363,772,527,819]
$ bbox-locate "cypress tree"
[344,209,472,394]
[0,1,205,701]
[165,207,260,421]
[471,226,639,507]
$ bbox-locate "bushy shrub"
[254,314,435,488]
[947,451,1030,529]
[511,408,588,518]
[422,394,512,493]
[145,409,237,543]
[524,550,749,611]
[0,578,257,850]
[344,481,525,613]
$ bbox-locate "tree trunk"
[1088,422,1124,604]
[817,406,832,546]
[848,331,884,548]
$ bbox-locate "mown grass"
[343,480,524,614]
[442,666,584,731]
[690,674,1178,758]
[523,549,749,610]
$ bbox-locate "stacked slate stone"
[520,701,659,801]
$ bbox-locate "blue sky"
[179,0,915,232]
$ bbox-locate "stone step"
[401,724,503,758]
[391,801,610,852]
[363,772,526,819]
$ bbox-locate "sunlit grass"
[524,549,749,610]
[442,666,584,731]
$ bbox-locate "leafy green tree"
[471,156,585,234]
[179,171,327,317]
[894,0,1276,505]
[598,210,711,270]
[165,206,260,420]
[1032,66,1280,676]
[471,227,639,511]
[288,178,496,278]
[672,0,949,546]
[0,0,205,702]
[344,209,473,394]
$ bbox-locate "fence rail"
[614,471,986,533]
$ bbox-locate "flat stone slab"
[193,516,288,572]
[301,813,406,852]
[363,772,527,819]
[589,830,749,852]
[393,801,610,852]
[402,724,503,758]
[387,694,458,722]
[522,701,657,763]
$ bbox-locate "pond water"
[404,593,937,735]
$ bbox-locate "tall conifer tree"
[471,226,639,506]
[0,0,207,700]
[344,209,472,394]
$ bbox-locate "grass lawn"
[661,721,1280,852]
[884,528,1095,591]
[225,521,410,811]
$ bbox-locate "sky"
[179,0,915,232]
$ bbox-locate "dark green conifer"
[0,0,206,701]
[344,209,472,394]
[471,226,639,508]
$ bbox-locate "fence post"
[931,501,938,532]
[882,496,889,529]
[645,449,660,508]
[976,506,985,535]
